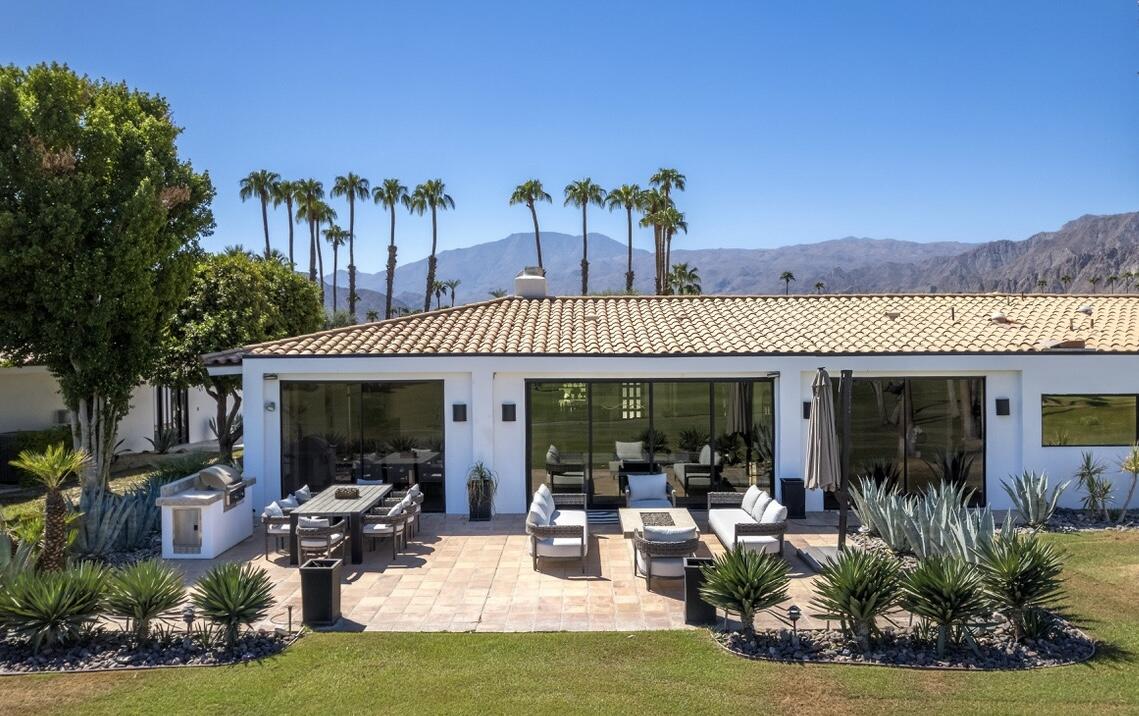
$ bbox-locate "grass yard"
[0,531,1137,715]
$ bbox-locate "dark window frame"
[1040,393,1139,448]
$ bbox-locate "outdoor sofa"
[706,484,787,556]
[525,483,589,572]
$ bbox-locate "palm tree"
[563,179,607,294]
[1036,279,1048,292]
[365,309,380,322]
[814,281,825,294]
[239,170,280,258]
[406,180,455,312]
[432,280,446,309]
[1123,271,1135,292]
[668,263,702,295]
[372,179,410,319]
[324,225,349,312]
[489,288,508,298]
[10,445,90,572]
[293,179,325,283]
[606,184,642,292]
[309,201,337,305]
[443,278,461,307]
[1060,274,1073,292]
[509,180,552,271]
[1089,275,1102,293]
[649,168,687,274]
[641,205,687,294]
[638,188,671,293]
[331,173,371,320]
[780,271,796,294]
[1107,274,1119,293]
[271,180,299,268]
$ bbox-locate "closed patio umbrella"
[804,368,840,492]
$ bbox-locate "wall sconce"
[452,403,468,422]
[264,401,277,412]
[995,398,1010,416]
[264,373,278,381]
[802,402,811,420]
[501,403,516,422]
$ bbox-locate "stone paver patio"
[169,512,841,632]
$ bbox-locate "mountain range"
[324,211,1139,310]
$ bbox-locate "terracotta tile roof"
[204,294,1139,365]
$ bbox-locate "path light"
[182,605,196,648]
[787,605,801,648]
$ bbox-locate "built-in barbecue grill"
[195,465,248,511]
[156,464,256,559]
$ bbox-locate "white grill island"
[156,465,256,559]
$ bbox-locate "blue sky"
[7,1,1138,268]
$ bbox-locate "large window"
[1042,394,1138,447]
[280,381,445,511]
[837,377,985,505]
[528,380,775,507]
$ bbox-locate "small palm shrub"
[699,546,789,634]
[105,559,186,643]
[0,562,108,654]
[1076,451,1112,520]
[809,550,901,651]
[190,563,275,650]
[975,532,1065,642]
[902,555,990,657]
[1002,471,1070,528]
[9,445,91,572]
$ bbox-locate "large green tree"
[154,252,323,461]
[331,173,370,320]
[372,179,409,319]
[0,64,215,486]
[406,180,454,312]
[563,178,607,295]
[509,179,552,271]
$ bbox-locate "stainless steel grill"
[195,465,248,510]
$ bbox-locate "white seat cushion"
[698,445,721,466]
[627,473,667,502]
[643,525,697,542]
[549,509,588,528]
[533,491,555,521]
[266,523,291,536]
[740,485,764,513]
[615,441,645,461]
[736,535,780,554]
[760,500,788,525]
[529,535,588,558]
[629,498,673,509]
[362,523,396,535]
[300,534,343,548]
[536,483,553,502]
[635,552,685,578]
[707,508,754,547]
[750,493,774,523]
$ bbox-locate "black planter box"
[300,558,342,627]
[780,478,806,519]
[468,481,494,521]
[683,556,717,625]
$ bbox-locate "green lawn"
[2,531,1138,715]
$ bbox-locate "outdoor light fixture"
[995,398,1010,416]
[802,402,811,420]
[264,401,276,412]
[264,373,278,381]
[787,605,801,648]
[181,606,196,648]
[452,403,468,422]
[502,403,516,422]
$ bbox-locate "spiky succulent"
[190,562,275,650]
[699,546,789,633]
[975,532,1065,642]
[809,550,901,651]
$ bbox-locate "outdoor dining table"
[289,483,393,566]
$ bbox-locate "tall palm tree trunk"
[40,488,67,572]
[424,209,438,312]
[348,198,357,320]
[385,207,397,319]
[260,196,271,258]
[308,219,317,282]
[625,206,634,292]
[530,203,543,270]
[580,206,589,295]
[332,244,339,313]
[317,222,326,305]
[286,197,295,268]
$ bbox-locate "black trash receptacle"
[300,558,342,627]
[683,557,717,625]
[780,478,806,519]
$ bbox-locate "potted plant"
[467,462,498,521]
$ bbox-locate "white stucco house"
[206,271,1139,517]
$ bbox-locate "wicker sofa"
[525,484,589,572]
[706,485,787,556]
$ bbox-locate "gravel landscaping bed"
[713,617,1094,670]
[1047,508,1138,533]
[0,630,295,674]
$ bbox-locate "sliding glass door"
[281,380,445,511]
[527,379,776,508]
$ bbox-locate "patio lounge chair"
[389,484,423,537]
[260,499,294,559]
[624,472,676,508]
[545,444,586,493]
[672,445,722,494]
[295,516,349,562]
[633,524,701,589]
[526,484,589,572]
[362,498,411,558]
[706,485,787,556]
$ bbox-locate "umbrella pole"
[837,370,854,551]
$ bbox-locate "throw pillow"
[261,501,284,519]
[294,485,312,503]
[615,441,645,461]
[740,485,763,513]
[760,500,788,525]
[386,502,405,517]
[546,445,561,464]
[750,492,774,522]
[627,472,666,501]
[278,496,299,512]
[527,505,547,527]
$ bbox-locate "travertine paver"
[168,512,840,632]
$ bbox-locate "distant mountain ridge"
[327,212,1139,307]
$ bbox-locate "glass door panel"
[590,382,650,505]
[528,383,589,498]
[653,382,712,501]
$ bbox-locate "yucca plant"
[190,562,275,650]
[902,555,990,657]
[1119,445,1139,525]
[1002,471,1070,528]
[105,559,186,643]
[1076,451,1111,520]
[975,532,1064,642]
[0,562,107,654]
[925,449,976,489]
[9,445,90,572]
[699,546,790,634]
[809,550,901,651]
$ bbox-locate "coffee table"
[617,507,698,538]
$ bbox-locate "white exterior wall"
[239,353,1139,515]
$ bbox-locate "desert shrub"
[1002,471,1070,528]
[105,559,186,643]
[849,476,902,539]
[0,562,108,653]
[698,546,789,634]
[190,562,275,650]
[975,532,1065,642]
[1076,451,1112,520]
[902,556,990,657]
[809,550,901,651]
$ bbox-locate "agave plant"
[0,562,108,654]
[145,426,180,455]
[699,546,789,634]
[859,459,902,487]
[809,550,902,652]
[902,555,990,657]
[105,559,186,643]
[975,532,1065,642]
[190,562,275,650]
[0,531,38,589]
[70,485,133,557]
[849,476,901,538]
[1002,471,1070,528]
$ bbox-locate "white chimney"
[514,267,548,298]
